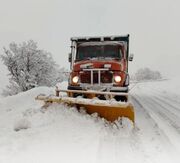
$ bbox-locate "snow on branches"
[1,40,67,96]
[132,67,162,81]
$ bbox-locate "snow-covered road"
[0,79,180,163]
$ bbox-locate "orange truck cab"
[68,34,133,101]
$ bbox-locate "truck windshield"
[76,45,122,61]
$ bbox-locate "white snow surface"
[0,80,180,163]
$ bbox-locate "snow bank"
[0,85,135,163]
[14,118,31,131]
[0,79,180,163]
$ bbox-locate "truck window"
[76,45,122,61]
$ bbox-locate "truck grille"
[80,70,113,84]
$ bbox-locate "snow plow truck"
[36,34,135,124]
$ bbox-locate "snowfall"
[0,78,180,163]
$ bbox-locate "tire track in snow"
[150,97,180,131]
[139,86,180,114]
[131,95,174,146]
[95,125,148,163]
[130,83,180,134]
[152,96,180,116]
[136,94,180,134]
[130,95,176,162]
[131,93,180,155]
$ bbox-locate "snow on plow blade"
[36,91,135,123]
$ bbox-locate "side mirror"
[129,53,134,61]
[68,53,72,62]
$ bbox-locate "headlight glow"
[114,75,121,83]
[72,76,79,83]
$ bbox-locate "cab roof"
[77,41,124,47]
[71,34,129,43]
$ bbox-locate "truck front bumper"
[68,85,128,93]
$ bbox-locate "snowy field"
[0,79,180,163]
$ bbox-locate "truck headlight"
[114,75,121,83]
[72,76,79,83]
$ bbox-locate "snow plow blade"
[36,91,135,123]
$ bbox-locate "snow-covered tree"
[133,68,162,81]
[1,40,65,95]
[56,67,69,83]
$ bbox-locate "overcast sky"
[0,0,180,88]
